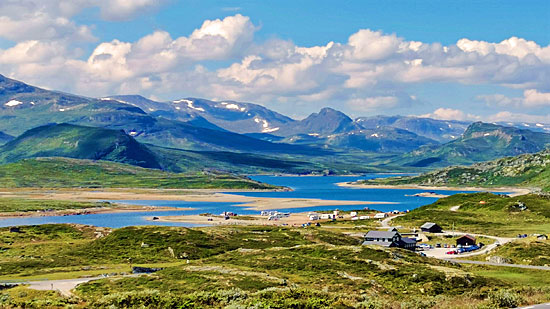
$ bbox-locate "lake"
[0,174,489,228]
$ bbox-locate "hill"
[1,223,533,308]
[395,122,550,167]
[0,123,161,169]
[281,126,437,153]
[0,75,324,156]
[276,107,361,136]
[356,115,470,142]
[0,157,277,189]
[394,192,550,236]
[361,149,550,191]
[109,95,294,134]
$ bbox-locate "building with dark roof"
[363,230,416,250]
[456,234,476,246]
[420,222,443,233]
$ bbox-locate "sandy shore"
[0,188,394,218]
[337,182,532,197]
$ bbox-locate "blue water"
[0,174,494,228]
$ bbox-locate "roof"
[387,227,398,232]
[400,237,417,244]
[362,240,395,247]
[457,234,476,241]
[365,230,399,239]
[421,222,439,229]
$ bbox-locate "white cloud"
[487,111,550,124]
[0,0,169,42]
[419,108,479,121]
[348,96,399,111]
[478,89,550,108]
[0,9,549,120]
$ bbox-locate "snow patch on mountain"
[262,127,280,133]
[222,102,246,111]
[101,97,129,104]
[174,99,205,112]
[5,100,22,107]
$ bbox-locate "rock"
[487,256,510,264]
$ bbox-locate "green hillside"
[394,193,550,236]
[2,224,539,308]
[396,122,550,168]
[0,123,161,169]
[361,149,550,191]
[0,157,278,189]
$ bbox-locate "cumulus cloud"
[0,9,549,119]
[487,111,550,124]
[478,89,550,108]
[347,96,400,112]
[0,0,169,42]
[419,108,479,121]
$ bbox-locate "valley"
[2,75,550,308]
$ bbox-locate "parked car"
[436,243,441,248]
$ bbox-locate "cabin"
[373,213,388,219]
[398,237,417,250]
[363,230,416,250]
[456,234,476,246]
[420,222,443,233]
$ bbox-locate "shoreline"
[0,188,395,219]
[336,182,532,197]
[0,204,192,220]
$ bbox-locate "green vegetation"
[0,123,161,169]
[0,157,278,189]
[394,192,550,236]
[393,122,550,168]
[360,149,550,191]
[470,239,550,266]
[0,223,549,308]
[0,198,109,213]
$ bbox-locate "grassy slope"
[359,149,550,191]
[0,157,278,189]
[0,224,548,308]
[468,239,550,266]
[394,193,550,236]
[0,123,161,169]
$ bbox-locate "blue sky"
[83,1,549,47]
[0,0,549,121]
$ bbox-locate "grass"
[359,149,550,191]
[0,197,109,213]
[2,223,550,308]
[468,239,550,266]
[394,192,550,237]
[0,157,279,189]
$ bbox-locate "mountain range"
[395,122,550,168]
[2,73,550,174]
